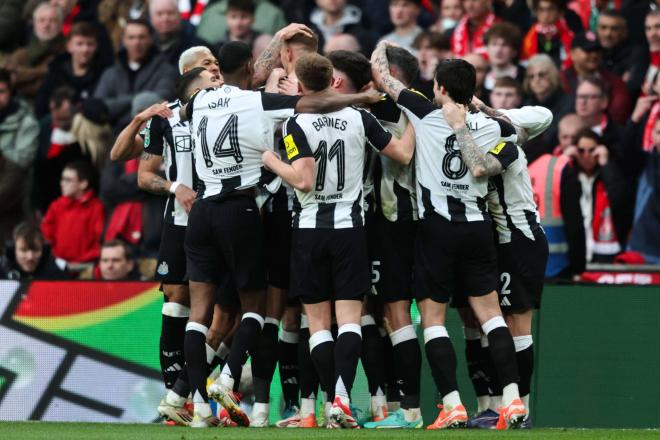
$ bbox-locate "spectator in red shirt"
[450,0,497,58]
[562,31,631,124]
[41,160,105,264]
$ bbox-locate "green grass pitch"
[1,423,659,440]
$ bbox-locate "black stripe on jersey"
[394,180,413,222]
[166,130,178,182]
[220,176,242,195]
[490,117,517,139]
[447,195,467,222]
[351,190,363,228]
[164,196,175,221]
[491,175,517,234]
[292,196,302,228]
[196,178,206,199]
[397,89,437,120]
[191,154,199,192]
[420,184,434,217]
[524,209,542,235]
[316,203,336,228]
[271,186,289,212]
[477,196,488,215]
[370,96,401,123]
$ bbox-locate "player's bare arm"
[262,151,315,193]
[138,152,197,213]
[295,88,382,114]
[370,41,406,101]
[252,23,314,87]
[443,101,503,178]
[380,122,416,165]
[471,96,530,144]
[110,103,172,162]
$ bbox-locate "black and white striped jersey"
[187,85,300,199]
[486,143,542,243]
[397,89,512,222]
[262,136,295,212]
[371,95,418,222]
[283,107,392,229]
[143,100,196,227]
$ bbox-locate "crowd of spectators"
[0,0,659,282]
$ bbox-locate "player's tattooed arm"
[370,41,406,101]
[110,103,171,161]
[443,101,503,177]
[252,23,315,87]
[137,152,169,195]
[471,96,529,144]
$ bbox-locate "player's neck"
[222,74,249,90]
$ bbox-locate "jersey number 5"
[314,139,345,191]
[197,114,243,168]
[442,134,468,180]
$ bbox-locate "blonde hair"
[523,54,561,96]
[71,113,113,170]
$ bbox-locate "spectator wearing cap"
[41,160,104,264]
[1,3,66,100]
[520,0,574,69]
[562,31,631,125]
[196,0,287,45]
[35,21,106,118]
[483,22,525,95]
[0,69,39,244]
[94,19,177,130]
[523,54,574,149]
[379,0,423,54]
[561,128,634,263]
[0,222,69,280]
[310,0,377,56]
[597,10,647,98]
[150,0,209,67]
[450,0,497,58]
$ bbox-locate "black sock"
[279,330,300,407]
[225,313,264,390]
[298,327,319,399]
[515,342,534,398]
[309,330,335,403]
[251,320,280,403]
[334,325,362,400]
[465,338,491,398]
[360,317,386,397]
[383,334,400,404]
[391,325,421,409]
[423,327,458,397]
[184,322,210,402]
[172,366,190,398]
[487,327,519,389]
[159,303,188,389]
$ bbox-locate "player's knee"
[163,284,190,306]
[383,301,412,330]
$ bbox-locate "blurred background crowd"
[0,0,658,282]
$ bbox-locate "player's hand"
[471,95,486,109]
[359,88,385,105]
[442,100,467,131]
[136,102,172,123]
[174,184,197,214]
[265,68,286,93]
[278,76,299,96]
[593,144,609,166]
[262,150,280,170]
[562,145,578,159]
[631,95,658,123]
[275,23,314,42]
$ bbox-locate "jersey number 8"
[197,114,243,167]
[442,134,468,180]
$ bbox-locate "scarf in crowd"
[47,127,77,159]
[591,179,620,258]
[104,159,142,245]
[178,0,209,25]
[573,0,623,31]
[451,12,496,57]
[643,102,660,153]
[521,19,574,68]
[62,4,81,36]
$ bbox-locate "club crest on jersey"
[284,134,299,160]
[157,262,169,276]
[490,142,506,155]
[175,135,192,152]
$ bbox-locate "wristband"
[169,181,181,194]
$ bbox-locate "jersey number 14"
[197,114,243,167]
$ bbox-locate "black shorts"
[185,195,266,292]
[497,230,549,311]
[369,213,416,302]
[289,228,370,304]
[155,222,188,285]
[263,210,292,290]
[415,214,498,304]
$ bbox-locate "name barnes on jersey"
[311,115,348,132]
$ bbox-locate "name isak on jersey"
[208,97,231,109]
[212,163,243,175]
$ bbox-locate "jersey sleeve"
[359,109,393,151]
[487,141,518,169]
[396,89,437,121]
[260,92,302,122]
[281,116,312,163]
[143,115,168,155]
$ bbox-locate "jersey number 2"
[442,134,468,180]
[197,114,243,168]
[314,139,345,191]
